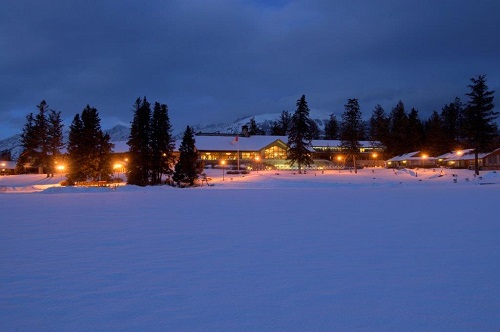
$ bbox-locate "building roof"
[387,151,437,162]
[311,140,380,148]
[437,149,490,161]
[188,135,288,152]
[112,136,384,154]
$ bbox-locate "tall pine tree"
[67,105,113,184]
[127,97,152,186]
[463,75,497,175]
[407,108,424,152]
[173,126,201,186]
[423,111,446,156]
[368,104,389,153]
[287,95,314,173]
[270,111,292,136]
[340,98,364,173]
[17,100,64,176]
[388,100,409,156]
[324,114,339,140]
[150,102,174,185]
[440,97,464,151]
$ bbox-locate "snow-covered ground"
[1,168,499,331]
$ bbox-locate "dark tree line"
[16,75,497,183]
[367,75,497,163]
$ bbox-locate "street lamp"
[221,160,226,181]
[113,163,123,182]
[56,164,65,180]
[255,155,260,173]
[371,152,378,167]
[421,154,428,167]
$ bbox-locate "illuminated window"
[264,145,287,159]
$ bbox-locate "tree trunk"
[353,154,357,174]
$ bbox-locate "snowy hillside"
[192,110,333,135]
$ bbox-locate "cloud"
[0,0,499,138]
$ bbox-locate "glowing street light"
[56,164,65,180]
[421,154,428,167]
[113,163,123,182]
[255,155,260,173]
[372,152,378,167]
[221,160,226,181]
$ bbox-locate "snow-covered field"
[1,168,499,331]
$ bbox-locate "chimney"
[242,125,249,137]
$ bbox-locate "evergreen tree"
[150,102,174,185]
[47,109,64,166]
[339,98,364,173]
[173,126,200,186]
[423,111,446,156]
[127,97,152,186]
[248,117,265,135]
[440,97,464,151]
[368,104,389,151]
[287,95,314,173]
[67,105,113,184]
[407,108,424,152]
[324,114,339,140]
[270,111,292,136]
[388,100,409,155]
[67,114,85,183]
[462,75,497,175]
[17,100,64,176]
[34,101,50,174]
[17,113,37,173]
[308,119,321,139]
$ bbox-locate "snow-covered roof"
[387,151,438,162]
[437,149,491,161]
[436,149,474,160]
[311,140,380,148]
[185,135,288,152]
[114,136,384,154]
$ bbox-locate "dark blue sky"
[1,0,499,139]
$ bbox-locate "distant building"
[178,134,384,169]
[0,160,16,175]
[437,148,500,170]
[386,151,437,168]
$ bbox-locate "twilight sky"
[1,0,499,139]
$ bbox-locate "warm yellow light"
[456,150,463,156]
[56,165,65,171]
[113,163,123,169]
[255,156,260,162]
[1,162,6,167]
[221,160,226,165]
[387,161,392,165]
[422,154,428,159]
[372,153,378,158]
[337,156,342,161]
[403,160,407,163]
